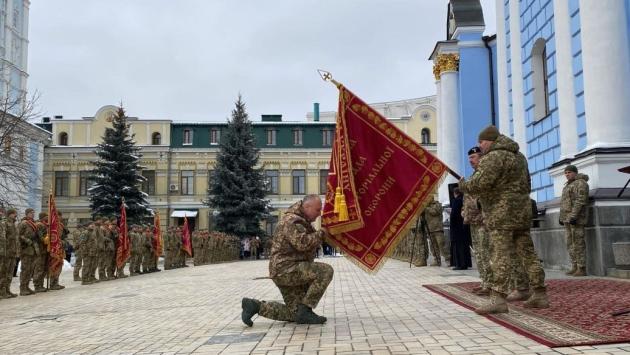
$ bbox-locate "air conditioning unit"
[169,184,179,191]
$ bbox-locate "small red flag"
[47,193,65,275]
[181,215,192,257]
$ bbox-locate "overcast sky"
[28,0,496,122]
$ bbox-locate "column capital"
[437,53,460,74]
[432,64,441,81]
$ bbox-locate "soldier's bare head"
[301,194,322,223]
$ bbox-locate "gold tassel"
[338,194,349,222]
[334,187,342,213]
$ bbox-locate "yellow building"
[40,96,436,231]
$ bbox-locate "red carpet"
[424,279,630,347]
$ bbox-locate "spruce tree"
[208,95,269,238]
[89,106,151,223]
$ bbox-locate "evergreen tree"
[89,106,151,223]
[207,95,269,238]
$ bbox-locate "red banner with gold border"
[47,194,65,275]
[322,84,447,272]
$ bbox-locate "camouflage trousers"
[0,256,16,293]
[429,231,450,265]
[470,225,492,289]
[73,252,83,279]
[509,250,529,291]
[487,229,546,295]
[259,262,334,321]
[19,254,36,289]
[81,255,95,281]
[565,225,586,268]
[33,253,48,288]
[413,232,429,266]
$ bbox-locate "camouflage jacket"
[5,217,18,257]
[459,135,532,230]
[269,201,324,278]
[0,216,5,257]
[462,194,483,226]
[18,217,40,256]
[560,174,590,225]
[82,227,98,256]
[424,200,444,233]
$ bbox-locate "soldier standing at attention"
[241,194,333,326]
[424,198,450,266]
[459,125,548,314]
[1,209,18,298]
[560,165,590,276]
[81,222,97,285]
[48,211,68,290]
[18,208,39,295]
[462,147,492,296]
[71,224,84,281]
[33,212,49,293]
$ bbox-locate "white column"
[439,70,463,205]
[435,78,449,203]
[509,0,527,152]
[495,0,510,134]
[580,0,630,149]
[553,0,579,159]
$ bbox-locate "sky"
[28,0,496,122]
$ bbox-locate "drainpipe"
[484,37,497,126]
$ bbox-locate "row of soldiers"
[189,230,241,266]
[392,198,451,267]
[0,208,69,298]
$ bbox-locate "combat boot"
[20,286,35,296]
[81,280,94,285]
[414,260,427,267]
[474,288,490,296]
[34,285,48,293]
[6,286,17,298]
[295,304,326,324]
[565,264,577,275]
[74,276,82,281]
[241,297,260,327]
[523,288,550,309]
[50,280,65,290]
[0,288,8,299]
[474,291,508,314]
[506,288,531,302]
[572,267,586,277]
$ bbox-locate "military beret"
[467,146,482,156]
[39,212,48,220]
[478,125,500,141]
[564,165,578,173]
[6,208,16,216]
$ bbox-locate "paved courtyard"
[0,257,628,355]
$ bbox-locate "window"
[421,128,431,144]
[532,38,550,121]
[18,146,24,160]
[292,128,303,146]
[142,170,156,196]
[55,171,70,197]
[266,128,276,146]
[210,128,220,145]
[322,128,333,147]
[58,132,68,146]
[181,170,194,195]
[265,170,279,194]
[265,217,278,236]
[183,129,193,145]
[319,169,328,194]
[292,170,305,194]
[151,132,161,145]
[79,171,96,196]
[207,169,214,193]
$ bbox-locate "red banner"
[322,84,447,272]
[116,200,130,268]
[182,216,192,257]
[153,212,162,257]
[47,194,65,275]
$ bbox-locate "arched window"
[58,132,68,146]
[421,128,431,144]
[152,132,161,145]
[532,38,550,121]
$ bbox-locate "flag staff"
[317,69,462,181]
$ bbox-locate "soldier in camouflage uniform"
[424,198,450,266]
[462,147,492,295]
[460,126,548,314]
[32,212,49,293]
[1,209,18,298]
[242,195,333,326]
[81,222,97,285]
[560,165,590,277]
[142,226,154,273]
[129,225,141,276]
[18,208,39,295]
[70,224,84,281]
[192,231,201,266]
[48,212,68,290]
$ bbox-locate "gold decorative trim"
[437,53,459,74]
